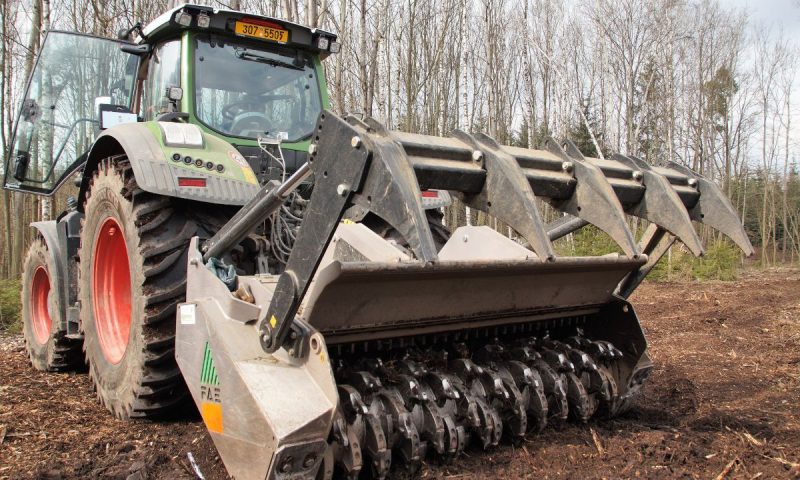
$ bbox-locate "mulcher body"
[3,4,753,480]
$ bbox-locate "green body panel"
[142,121,258,185]
[91,121,259,205]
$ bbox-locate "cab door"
[3,31,137,195]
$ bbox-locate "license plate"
[234,21,288,43]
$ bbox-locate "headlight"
[197,12,211,28]
[160,122,204,148]
[175,10,192,27]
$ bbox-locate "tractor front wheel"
[79,156,200,419]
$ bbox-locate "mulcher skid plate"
[175,110,752,480]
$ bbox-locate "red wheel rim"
[30,266,52,345]
[92,217,132,364]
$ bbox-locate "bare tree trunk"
[11,0,44,276]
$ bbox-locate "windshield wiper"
[234,47,304,71]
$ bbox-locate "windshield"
[194,36,321,142]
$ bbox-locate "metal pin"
[351,136,362,149]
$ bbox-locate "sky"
[726,0,800,35]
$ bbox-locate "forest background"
[1,0,798,328]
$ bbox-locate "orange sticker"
[201,401,224,433]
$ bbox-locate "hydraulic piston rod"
[202,162,312,262]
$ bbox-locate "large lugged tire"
[21,238,82,371]
[79,156,215,419]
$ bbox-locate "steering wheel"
[221,99,266,122]
[229,112,271,136]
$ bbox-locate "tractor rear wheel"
[21,238,82,371]
[79,156,212,419]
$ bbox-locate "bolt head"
[308,144,317,156]
[351,136,362,148]
[336,184,350,197]
[562,161,574,173]
[261,332,271,344]
[632,170,643,182]
[472,150,484,162]
[688,178,698,188]
[303,454,317,468]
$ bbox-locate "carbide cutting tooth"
[566,349,598,372]
[505,359,548,432]
[330,411,363,479]
[397,358,427,377]
[511,345,568,421]
[417,385,448,456]
[439,372,479,451]
[338,384,369,419]
[596,340,624,360]
[532,359,569,420]
[582,339,610,361]
[450,357,482,378]
[566,335,593,350]
[474,363,527,442]
[447,360,500,449]
[474,342,508,363]
[363,412,391,479]
[348,371,383,393]
[424,371,460,402]
[564,371,596,422]
[511,345,541,362]
[540,348,575,373]
[373,390,422,472]
[419,370,463,457]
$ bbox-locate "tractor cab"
[3,4,338,195]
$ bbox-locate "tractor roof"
[140,3,338,57]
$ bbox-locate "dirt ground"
[1,269,799,480]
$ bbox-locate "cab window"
[140,40,181,121]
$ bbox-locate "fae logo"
[199,342,223,433]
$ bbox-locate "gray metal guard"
[202,109,754,356]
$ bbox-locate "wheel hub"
[92,217,132,364]
[30,266,51,345]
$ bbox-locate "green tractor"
[5,4,752,479]
[7,4,336,412]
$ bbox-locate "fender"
[78,121,260,208]
[30,220,68,333]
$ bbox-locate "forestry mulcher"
[5,4,753,479]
